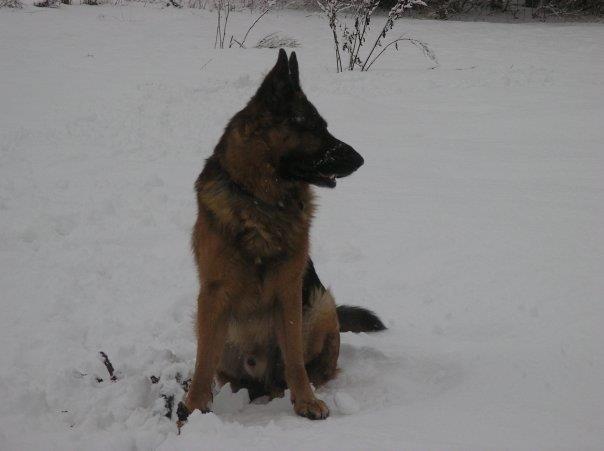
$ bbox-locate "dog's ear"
[288,51,300,90]
[255,49,294,112]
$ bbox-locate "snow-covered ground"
[1,4,603,450]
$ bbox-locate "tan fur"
[185,114,336,419]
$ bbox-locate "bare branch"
[363,36,437,71]
[240,8,270,47]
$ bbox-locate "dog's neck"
[218,135,300,207]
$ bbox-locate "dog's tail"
[336,305,386,333]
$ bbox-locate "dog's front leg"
[275,281,329,420]
[184,286,229,416]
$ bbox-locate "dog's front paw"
[184,391,213,414]
[294,397,329,420]
[176,397,213,432]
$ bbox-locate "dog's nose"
[333,141,364,177]
[346,145,364,170]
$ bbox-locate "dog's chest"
[200,179,314,261]
[235,199,310,260]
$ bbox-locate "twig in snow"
[149,375,174,419]
[162,394,175,419]
[176,401,190,433]
[201,58,214,71]
[175,372,191,392]
[99,351,117,382]
[149,374,190,422]
[229,8,271,48]
[363,36,438,71]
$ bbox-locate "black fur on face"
[279,131,364,188]
[254,49,364,188]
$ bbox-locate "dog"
[180,49,385,423]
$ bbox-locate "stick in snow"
[99,351,117,382]
[176,401,190,433]
[162,394,174,419]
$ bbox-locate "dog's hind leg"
[306,331,340,388]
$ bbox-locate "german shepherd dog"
[180,49,385,423]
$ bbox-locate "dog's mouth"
[299,170,349,188]
[315,173,338,188]
[280,140,364,188]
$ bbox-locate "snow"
[1,4,604,450]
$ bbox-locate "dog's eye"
[292,115,319,129]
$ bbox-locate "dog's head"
[249,49,364,188]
